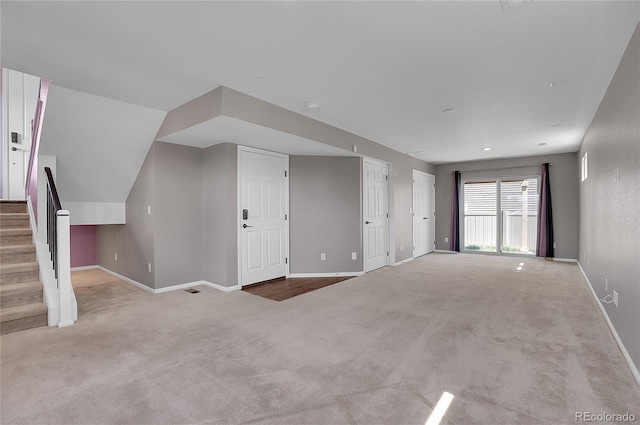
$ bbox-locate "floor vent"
[184,288,200,294]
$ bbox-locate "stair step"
[0,281,43,308]
[0,244,36,264]
[0,228,32,245]
[0,262,39,285]
[0,302,47,334]
[0,213,30,229]
[0,201,27,214]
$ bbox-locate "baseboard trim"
[71,265,99,271]
[553,258,578,263]
[288,272,365,278]
[154,280,208,294]
[205,282,240,292]
[577,261,640,386]
[96,267,240,294]
[392,257,414,266]
[156,280,240,293]
[434,249,458,254]
[97,266,155,294]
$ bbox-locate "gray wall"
[154,142,203,289]
[578,23,640,370]
[97,144,156,287]
[435,152,579,259]
[290,156,362,273]
[202,143,237,287]
[221,87,435,263]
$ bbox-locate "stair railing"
[44,167,73,327]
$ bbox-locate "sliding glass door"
[500,178,538,254]
[463,180,498,252]
[463,177,538,255]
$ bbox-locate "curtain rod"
[449,163,551,174]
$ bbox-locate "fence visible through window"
[463,177,538,255]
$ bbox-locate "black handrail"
[45,167,63,283]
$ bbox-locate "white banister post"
[56,210,74,328]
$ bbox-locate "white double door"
[363,160,389,272]
[412,170,435,257]
[239,147,288,286]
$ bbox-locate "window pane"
[500,178,538,254]
[464,181,497,252]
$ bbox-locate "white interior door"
[412,170,429,257]
[363,160,389,272]
[239,147,288,286]
[426,173,435,253]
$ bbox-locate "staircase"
[0,201,47,334]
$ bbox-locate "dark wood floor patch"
[242,276,352,301]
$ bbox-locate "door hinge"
[386,251,389,256]
[285,214,288,221]
[285,170,287,177]
[386,213,389,218]
[385,175,388,181]
[285,258,288,264]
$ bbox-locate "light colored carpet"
[1,254,638,425]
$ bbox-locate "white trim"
[288,272,364,278]
[1,69,8,199]
[577,262,640,386]
[435,249,458,254]
[154,280,210,294]
[71,265,99,271]
[97,266,155,294]
[97,267,240,294]
[552,257,577,263]
[392,257,414,266]
[206,281,241,292]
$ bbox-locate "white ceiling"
[2,1,638,164]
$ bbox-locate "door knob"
[365,221,372,224]
[243,224,253,228]
[423,217,428,220]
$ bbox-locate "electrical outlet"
[148,262,152,273]
[321,253,326,261]
[115,253,118,261]
[147,205,151,215]
[445,237,449,243]
[351,252,357,260]
[605,278,608,291]
[553,242,556,249]
[400,244,404,251]
[613,290,618,308]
